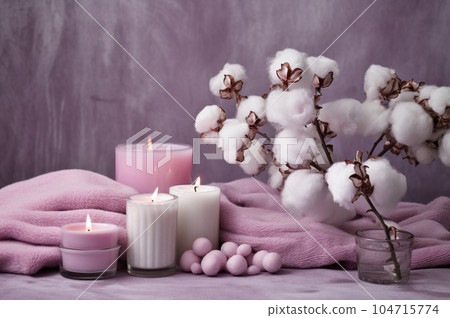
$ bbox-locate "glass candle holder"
[126,193,178,277]
[355,229,414,284]
[59,222,120,280]
[59,245,120,280]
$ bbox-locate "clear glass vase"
[355,229,414,284]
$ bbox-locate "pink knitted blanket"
[217,178,450,270]
[1,171,449,274]
[0,170,137,274]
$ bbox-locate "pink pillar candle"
[61,223,119,250]
[115,143,192,193]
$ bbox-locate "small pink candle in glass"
[115,138,192,193]
[59,215,120,280]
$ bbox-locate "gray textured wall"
[1,0,449,202]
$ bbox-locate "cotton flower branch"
[197,48,449,231]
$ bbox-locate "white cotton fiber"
[418,85,438,101]
[389,91,419,106]
[408,143,438,164]
[352,100,390,136]
[268,48,308,85]
[195,105,225,134]
[209,63,247,97]
[439,130,450,167]
[272,128,303,166]
[306,55,339,78]
[282,170,356,225]
[364,65,396,101]
[239,140,271,175]
[325,161,357,210]
[236,95,266,123]
[390,102,433,146]
[428,87,450,115]
[218,119,249,164]
[200,130,220,145]
[319,98,360,135]
[268,164,284,189]
[266,88,315,130]
[364,158,407,217]
[272,127,326,167]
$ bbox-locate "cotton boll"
[282,170,355,225]
[352,100,390,136]
[306,55,339,78]
[325,162,357,210]
[272,128,302,165]
[268,48,308,84]
[390,102,433,146]
[240,140,271,175]
[439,130,450,167]
[364,65,396,101]
[389,91,419,106]
[428,87,450,115]
[209,63,247,97]
[218,119,250,164]
[364,158,407,216]
[408,143,438,164]
[272,128,325,167]
[195,105,225,134]
[200,130,220,145]
[268,164,285,189]
[319,98,360,135]
[236,95,266,122]
[266,88,315,130]
[418,85,438,101]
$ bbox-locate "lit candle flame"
[151,187,159,202]
[86,214,92,232]
[147,137,153,151]
[194,177,201,192]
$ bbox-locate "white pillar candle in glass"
[126,188,178,277]
[169,177,220,259]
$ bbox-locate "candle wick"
[194,186,198,192]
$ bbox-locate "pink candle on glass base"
[115,141,192,193]
[59,215,120,280]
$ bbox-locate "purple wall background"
[1,0,449,203]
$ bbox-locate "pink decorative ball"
[208,250,227,271]
[226,255,247,276]
[252,250,269,270]
[193,237,213,257]
[245,253,254,266]
[201,251,222,276]
[180,250,201,272]
[236,244,252,257]
[246,265,261,276]
[190,263,203,275]
[262,252,282,273]
[220,241,238,258]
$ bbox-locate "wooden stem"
[368,133,385,158]
[314,118,334,165]
[363,194,402,281]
